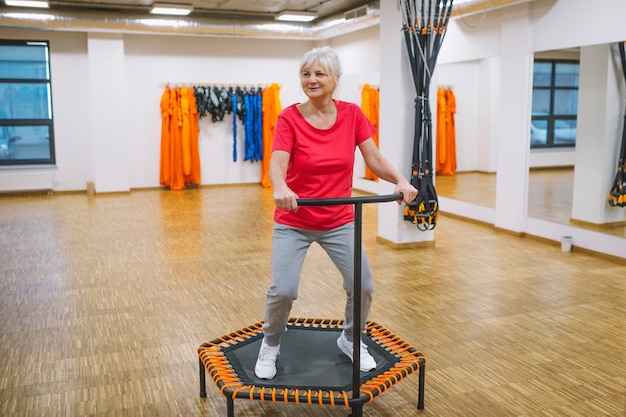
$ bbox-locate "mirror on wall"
[433,58,497,210]
[526,48,579,226]
[527,46,626,239]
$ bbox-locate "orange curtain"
[185,88,201,185]
[159,87,201,190]
[361,84,380,181]
[436,87,457,176]
[159,88,171,186]
[261,82,282,188]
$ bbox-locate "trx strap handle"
[404,172,439,231]
[398,0,453,230]
[608,41,626,207]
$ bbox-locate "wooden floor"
[436,169,626,238]
[0,184,625,416]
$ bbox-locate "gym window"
[0,39,55,165]
[530,59,579,149]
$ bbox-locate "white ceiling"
[0,0,524,39]
[43,0,376,21]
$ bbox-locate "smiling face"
[300,60,337,100]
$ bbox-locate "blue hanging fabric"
[243,92,254,162]
[232,90,237,162]
[254,89,263,162]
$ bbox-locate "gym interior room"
[0,0,624,416]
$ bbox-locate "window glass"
[0,44,49,79]
[530,119,548,147]
[553,89,578,115]
[553,119,577,146]
[554,63,579,87]
[531,89,551,115]
[0,83,51,119]
[530,59,578,148]
[0,125,51,161]
[0,40,54,165]
[533,62,552,86]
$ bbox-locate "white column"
[572,43,626,225]
[477,57,501,173]
[377,0,434,245]
[494,5,533,233]
[87,33,130,193]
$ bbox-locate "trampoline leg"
[349,404,363,417]
[417,362,426,410]
[226,395,234,417]
[199,359,207,398]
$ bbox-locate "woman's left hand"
[394,180,418,204]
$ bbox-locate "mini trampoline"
[198,194,427,417]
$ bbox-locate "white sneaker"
[337,331,376,372]
[255,338,280,379]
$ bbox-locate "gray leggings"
[262,222,374,346]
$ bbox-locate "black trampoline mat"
[223,327,399,391]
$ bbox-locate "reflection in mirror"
[527,47,626,239]
[527,167,574,224]
[527,48,578,230]
[433,58,497,209]
[436,172,496,208]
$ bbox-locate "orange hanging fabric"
[180,86,192,177]
[436,87,457,176]
[185,87,201,185]
[159,88,171,186]
[159,87,201,191]
[261,82,282,188]
[169,88,185,190]
[360,84,380,181]
[446,88,457,175]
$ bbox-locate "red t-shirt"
[272,100,376,230]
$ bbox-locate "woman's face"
[300,61,336,99]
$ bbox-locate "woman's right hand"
[273,185,299,211]
[269,150,299,211]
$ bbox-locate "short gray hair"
[299,46,342,84]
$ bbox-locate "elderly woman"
[255,46,417,380]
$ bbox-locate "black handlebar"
[296,193,404,207]
[294,192,404,400]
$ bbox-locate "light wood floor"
[0,185,624,416]
[436,169,626,238]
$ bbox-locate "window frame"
[531,58,579,149]
[0,39,55,166]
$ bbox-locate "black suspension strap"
[398,0,453,230]
[608,41,626,207]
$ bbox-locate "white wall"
[0,29,315,192]
[0,26,385,193]
[122,34,311,189]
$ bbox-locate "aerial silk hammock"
[361,83,380,181]
[435,86,457,176]
[608,41,626,207]
[159,86,201,191]
[399,0,453,230]
[261,83,282,188]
